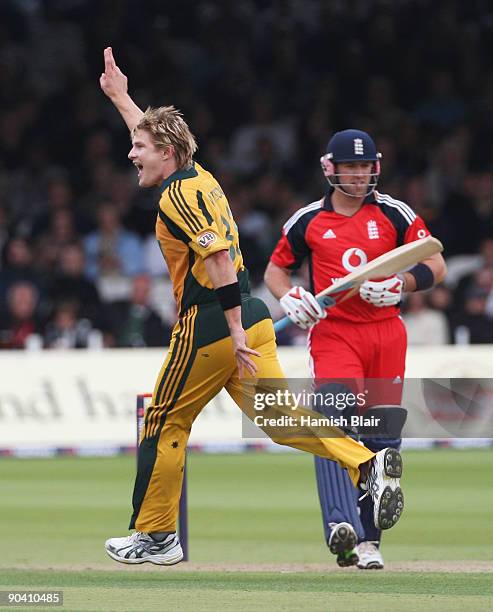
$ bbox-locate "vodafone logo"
[342,248,368,272]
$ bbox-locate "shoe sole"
[329,523,359,567]
[357,560,384,570]
[376,486,404,529]
[384,448,403,478]
[329,523,358,555]
[337,550,359,568]
[375,449,404,530]
[105,547,184,566]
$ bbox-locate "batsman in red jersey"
[265,129,446,569]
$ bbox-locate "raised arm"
[100,47,144,131]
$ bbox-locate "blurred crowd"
[2,0,493,348]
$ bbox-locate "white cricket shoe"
[328,522,359,567]
[364,448,404,530]
[105,531,183,565]
[356,541,384,570]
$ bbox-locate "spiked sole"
[384,448,403,478]
[373,448,404,530]
[376,486,404,529]
[337,550,359,567]
[329,523,358,555]
[328,523,359,566]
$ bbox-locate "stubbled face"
[336,161,373,198]
[128,129,167,187]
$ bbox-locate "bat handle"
[273,316,291,332]
[317,295,335,308]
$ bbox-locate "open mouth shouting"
[134,162,143,178]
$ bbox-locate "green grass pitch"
[1,449,492,611]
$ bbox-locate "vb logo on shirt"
[342,247,368,272]
[197,231,217,248]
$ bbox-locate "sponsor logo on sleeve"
[197,231,217,248]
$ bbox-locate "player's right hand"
[229,327,261,378]
[100,47,128,100]
[280,286,327,330]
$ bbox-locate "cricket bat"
[274,236,443,332]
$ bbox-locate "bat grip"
[273,316,291,332]
[318,295,335,308]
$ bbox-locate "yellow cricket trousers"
[130,297,374,532]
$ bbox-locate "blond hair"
[134,106,198,169]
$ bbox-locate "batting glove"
[280,286,327,330]
[359,276,404,308]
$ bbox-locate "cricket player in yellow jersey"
[100,47,404,566]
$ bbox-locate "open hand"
[100,47,128,101]
[230,328,260,378]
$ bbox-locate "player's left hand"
[100,47,128,101]
[359,276,404,307]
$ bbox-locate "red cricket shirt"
[270,189,431,324]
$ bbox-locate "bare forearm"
[222,305,242,332]
[205,250,242,331]
[264,261,293,299]
[205,250,238,287]
[111,93,144,132]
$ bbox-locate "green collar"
[161,163,198,190]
